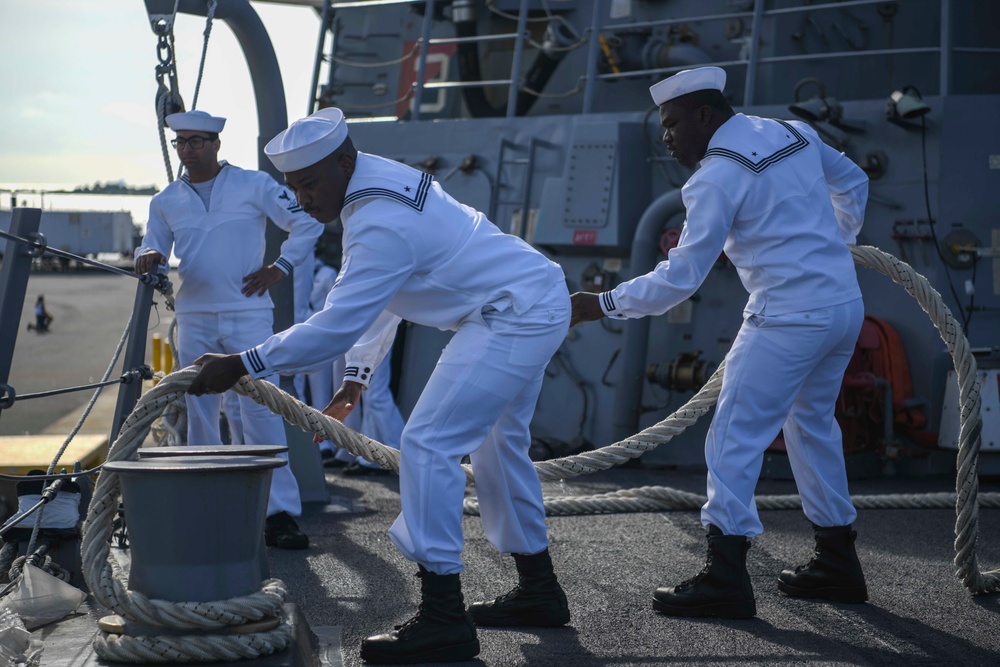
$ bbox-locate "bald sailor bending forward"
[572,67,870,619]
[189,107,571,665]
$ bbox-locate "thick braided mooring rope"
[851,245,997,594]
[81,246,996,663]
[467,245,999,594]
[232,245,992,594]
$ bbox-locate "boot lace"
[488,569,559,605]
[491,583,526,605]
[675,552,713,592]
[393,610,427,634]
[794,543,824,574]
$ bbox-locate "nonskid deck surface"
[26,462,1000,666]
[253,466,1000,667]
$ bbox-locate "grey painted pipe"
[611,188,685,443]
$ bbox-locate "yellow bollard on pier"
[151,335,162,385]
[151,335,162,373]
[163,339,173,375]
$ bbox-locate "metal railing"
[313,0,957,118]
[0,208,172,449]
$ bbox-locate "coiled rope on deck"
[853,245,997,594]
[496,487,1000,514]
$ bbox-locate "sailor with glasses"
[171,135,211,149]
[134,109,323,550]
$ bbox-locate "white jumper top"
[136,162,324,314]
[600,114,868,319]
[242,152,565,380]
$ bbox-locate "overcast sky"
[0,0,320,188]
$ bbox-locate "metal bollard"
[139,445,288,458]
[103,455,284,602]
[136,445,290,581]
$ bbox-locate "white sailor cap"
[649,67,727,105]
[165,110,226,133]
[265,107,349,173]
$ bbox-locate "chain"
[150,0,184,184]
[154,32,183,183]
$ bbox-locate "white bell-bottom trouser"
[389,282,570,575]
[702,298,864,537]
[177,309,302,518]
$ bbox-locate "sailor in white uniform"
[225,250,314,446]
[308,243,404,472]
[188,107,571,664]
[572,67,870,618]
[326,312,406,472]
[134,110,323,550]
[306,250,359,464]
[340,331,406,474]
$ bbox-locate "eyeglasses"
[170,136,214,149]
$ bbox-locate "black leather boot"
[652,525,756,619]
[360,566,480,664]
[778,523,868,603]
[469,548,570,627]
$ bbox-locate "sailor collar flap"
[343,153,433,213]
[179,160,231,186]
[702,116,809,174]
